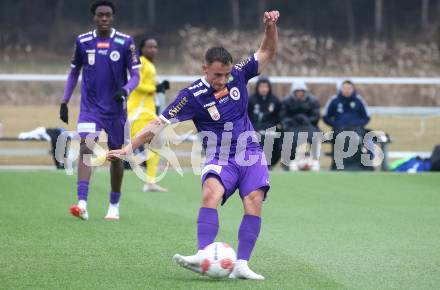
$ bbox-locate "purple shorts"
[201,148,270,205]
[77,114,128,150]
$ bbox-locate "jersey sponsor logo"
[207,105,220,121]
[168,96,188,118]
[203,101,216,108]
[98,49,108,55]
[194,88,208,97]
[214,87,229,100]
[110,50,120,62]
[88,52,95,65]
[230,87,240,101]
[114,37,125,45]
[130,44,139,65]
[234,56,252,70]
[188,82,203,90]
[218,96,230,104]
[97,42,110,49]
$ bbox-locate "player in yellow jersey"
[127,37,169,192]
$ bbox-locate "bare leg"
[110,159,124,193]
[77,140,93,202]
[78,140,93,182]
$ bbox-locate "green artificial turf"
[0,170,439,289]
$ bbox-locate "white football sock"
[236,259,248,267]
[78,200,87,209]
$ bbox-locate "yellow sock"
[146,149,160,184]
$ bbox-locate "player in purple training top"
[60,1,140,221]
[108,11,280,279]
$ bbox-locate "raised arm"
[256,11,280,74]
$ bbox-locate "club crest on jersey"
[214,87,229,100]
[110,50,120,62]
[97,42,110,49]
[87,52,95,65]
[230,87,240,101]
[207,106,221,121]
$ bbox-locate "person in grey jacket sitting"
[281,81,321,171]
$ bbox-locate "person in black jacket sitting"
[248,77,282,169]
[281,81,321,171]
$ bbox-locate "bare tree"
[132,0,141,27]
[50,0,64,50]
[231,0,240,30]
[375,0,383,40]
[345,0,356,44]
[437,0,440,22]
[258,0,266,29]
[421,0,430,32]
[148,0,156,28]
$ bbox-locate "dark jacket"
[323,91,370,128]
[281,84,320,129]
[248,78,281,131]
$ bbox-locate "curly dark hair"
[90,1,116,15]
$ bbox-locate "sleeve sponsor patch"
[130,44,139,65]
[234,56,252,70]
[168,96,188,118]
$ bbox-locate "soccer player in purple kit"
[108,11,280,279]
[60,1,140,221]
